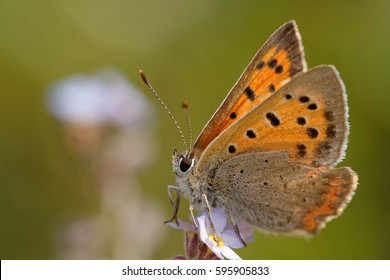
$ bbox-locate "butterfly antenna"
[139,70,188,150]
[182,100,193,150]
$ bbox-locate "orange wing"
[193,21,307,157]
[196,66,349,173]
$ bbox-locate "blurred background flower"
[46,68,152,128]
[1,0,390,259]
[46,68,166,259]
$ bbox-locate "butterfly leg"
[189,204,198,230]
[201,194,218,240]
[226,206,247,247]
[164,185,180,226]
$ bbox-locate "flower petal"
[197,216,214,247]
[225,221,255,243]
[220,229,246,249]
[219,246,242,260]
[210,245,224,260]
[166,219,196,232]
[197,215,224,259]
[201,208,227,234]
[211,208,227,232]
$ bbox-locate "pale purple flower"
[46,68,153,128]
[47,68,164,259]
[167,208,254,260]
[166,219,196,233]
[197,208,254,260]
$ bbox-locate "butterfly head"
[172,148,195,177]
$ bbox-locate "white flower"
[166,208,254,260]
[197,208,253,260]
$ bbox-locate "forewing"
[197,65,349,174]
[193,21,306,157]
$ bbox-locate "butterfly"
[143,20,358,239]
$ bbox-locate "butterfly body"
[170,21,357,235]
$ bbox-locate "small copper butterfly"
[142,21,358,238]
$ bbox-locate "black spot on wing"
[257,61,265,69]
[307,127,319,139]
[299,96,310,103]
[325,111,335,121]
[297,117,306,126]
[228,145,236,154]
[266,112,280,127]
[269,84,275,93]
[268,59,278,68]
[297,144,307,157]
[326,125,337,139]
[316,141,332,156]
[246,129,256,139]
[275,65,283,74]
[244,86,256,101]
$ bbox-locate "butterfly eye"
[179,157,194,173]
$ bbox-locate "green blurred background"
[1,0,390,259]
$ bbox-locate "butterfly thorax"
[172,150,222,210]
